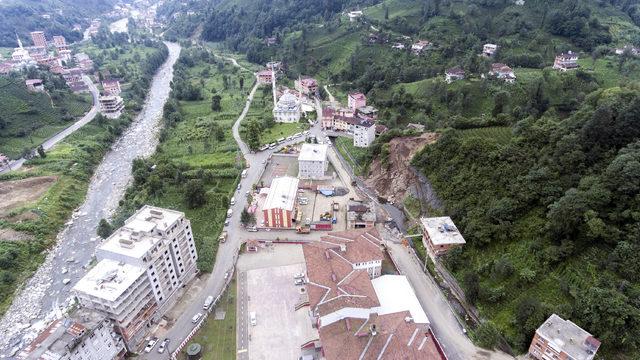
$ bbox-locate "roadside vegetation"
[107,46,247,272]
[182,277,237,359]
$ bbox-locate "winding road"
[0,76,100,174]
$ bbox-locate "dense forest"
[0,0,116,47]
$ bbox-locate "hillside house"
[483,43,498,57]
[553,51,579,71]
[407,123,425,132]
[489,63,516,83]
[347,10,363,22]
[445,67,465,83]
[257,69,273,84]
[411,40,432,55]
[420,217,466,256]
[391,43,405,50]
[25,79,45,92]
[375,124,388,135]
[266,61,282,71]
[615,45,639,56]
[264,37,278,46]
[102,79,121,96]
[529,314,600,360]
[321,107,335,129]
[294,77,318,96]
[99,95,125,118]
[353,118,376,148]
[355,105,378,120]
[348,92,366,111]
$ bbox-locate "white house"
[353,118,376,148]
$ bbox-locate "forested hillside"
[0,0,116,46]
[159,0,640,357]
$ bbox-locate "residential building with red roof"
[348,92,367,111]
[489,63,516,83]
[295,76,318,96]
[257,69,273,84]
[445,67,465,83]
[553,51,579,71]
[102,79,122,96]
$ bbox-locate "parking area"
[237,245,318,360]
[260,154,298,186]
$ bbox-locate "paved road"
[0,76,100,174]
[0,42,182,358]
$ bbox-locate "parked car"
[237,183,242,190]
[157,338,170,353]
[144,337,158,353]
[294,273,305,279]
[62,278,71,285]
[192,313,203,324]
[247,226,258,232]
[294,278,305,285]
[250,312,257,326]
[224,219,230,226]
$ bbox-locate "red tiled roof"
[349,92,366,100]
[445,67,465,75]
[320,312,445,360]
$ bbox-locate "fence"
[171,251,240,359]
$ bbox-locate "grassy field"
[335,136,370,175]
[0,77,92,158]
[182,277,237,360]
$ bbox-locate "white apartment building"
[74,206,198,350]
[73,260,155,350]
[17,307,126,360]
[353,119,376,147]
[298,143,329,179]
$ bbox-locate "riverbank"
[0,42,181,357]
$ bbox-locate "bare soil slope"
[364,132,438,202]
[0,176,57,218]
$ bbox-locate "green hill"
[0,75,91,158]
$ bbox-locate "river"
[0,41,181,357]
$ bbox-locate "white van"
[230,197,236,205]
[250,312,257,326]
[203,295,214,310]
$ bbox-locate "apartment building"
[53,35,68,50]
[353,118,376,148]
[99,95,125,118]
[298,143,329,179]
[17,307,126,360]
[74,206,198,350]
[30,31,47,48]
[347,92,366,112]
[529,314,601,360]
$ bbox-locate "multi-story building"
[553,51,579,71]
[102,79,122,96]
[12,35,31,62]
[62,68,88,92]
[30,31,47,48]
[445,67,465,83]
[483,43,498,57]
[58,49,72,61]
[272,91,301,123]
[99,95,125,118]
[347,92,366,112]
[74,206,198,350]
[419,217,466,256]
[346,202,376,229]
[53,35,68,50]
[294,77,318,96]
[262,176,299,228]
[489,63,516,83]
[298,143,329,179]
[257,69,273,84]
[529,314,601,360]
[16,307,126,360]
[73,260,156,350]
[25,79,45,92]
[353,118,376,148]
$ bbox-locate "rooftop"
[319,311,443,360]
[263,176,299,211]
[446,67,465,75]
[73,259,145,302]
[536,314,600,360]
[349,92,366,100]
[298,143,328,162]
[420,217,466,246]
[371,275,429,324]
[17,308,109,360]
